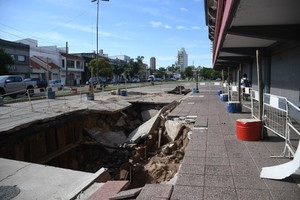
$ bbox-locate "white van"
[147,75,155,82]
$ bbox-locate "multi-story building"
[150,57,156,71]
[16,38,63,82]
[204,0,300,105]
[177,48,188,72]
[61,53,84,86]
[0,39,30,77]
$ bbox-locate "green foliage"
[184,66,194,80]
[167,65,180,73]
[0,48,14,75]
[155,67,166,78]
[89,57,112,78]
[199,67,226,80]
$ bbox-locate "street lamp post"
[91,0,109,89]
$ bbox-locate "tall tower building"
[150,57,156,71]
[177,48,188,72]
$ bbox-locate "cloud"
[150,21,163,28]
[180,7,188,12]
[177,26,188,30]
[150,21,172,29]
[53,22,130,40]
[192,26,201,30]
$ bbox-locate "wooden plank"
[37,143,79,164]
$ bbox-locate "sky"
[0,0,212,68]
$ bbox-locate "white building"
[177,48,188,72]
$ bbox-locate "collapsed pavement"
[81,100,195,189]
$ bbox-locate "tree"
[89,57,112,78]
[184,66,194,80]
[0,48,14,75]
[156,67,167,78]
[112,60,124,80]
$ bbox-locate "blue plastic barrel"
[86,93,94,100]
[47,91,55,99]
[227,101,241,113]
[217,90,222,96]
[192,88,199,93]
[120,90,127,96]
[220,94,228,102]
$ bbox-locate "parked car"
[130,77,140,83]
[86,77,107,88]
[0,75,37,97]
[23,78,47,88]
[49,80,63,90]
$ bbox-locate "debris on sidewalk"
[167,86,191,95]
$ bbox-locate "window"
[18,55,26,62]
[62,59,65,68]
[76,61,83,69]
[67,60,75,68]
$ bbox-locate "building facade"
[150,57,156,71]
[204,0,300,106]
[177,48,188,72]
[0,39,30,77]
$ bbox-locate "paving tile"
[109,187,142,200]
[205,165,232,176]
[184,150,205,158]
[186,143,207,151]
[206,145,227,152]
[263,177,300,191]
[184,150,206,158]
[194,117,208,127]
[171,185,203,200]
[179,164,205,175]
[88,181,129,200]
[204,187,237,200]
[204,175,235,188]
[236,189,272,200]
[252,157,280,169]
[176,174,204,187]
[228,156,256,166]
[182,156,205,165]
[206,150,228,158]
[270,189,300,200]
[205,157,230,166]
[206,137,225,144]
[230,164,260,176]
[233,175,267,190]
[136,184,172,200]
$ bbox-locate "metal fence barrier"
[251,90,300,158]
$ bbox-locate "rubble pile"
[123,120,191,189]
[167,85,191,95]
[81,101,192,189]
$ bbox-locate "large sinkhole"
[0,101,191,189]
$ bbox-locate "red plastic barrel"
[236,119,262,141]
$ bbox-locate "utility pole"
[66,41,68,86]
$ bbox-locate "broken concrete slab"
[126,110,161,143]
[87,181,129,200]
[136,184,173,200]
[165,120,183,141]
[0,158,106,200]
[109,187,142,200]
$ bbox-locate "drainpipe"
[256,50,263,122]
[238,64,241,102]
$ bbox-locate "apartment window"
[67,60,75,68]
[18,55,26,62]
[62,59,65,68]
[76,61,83,69]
